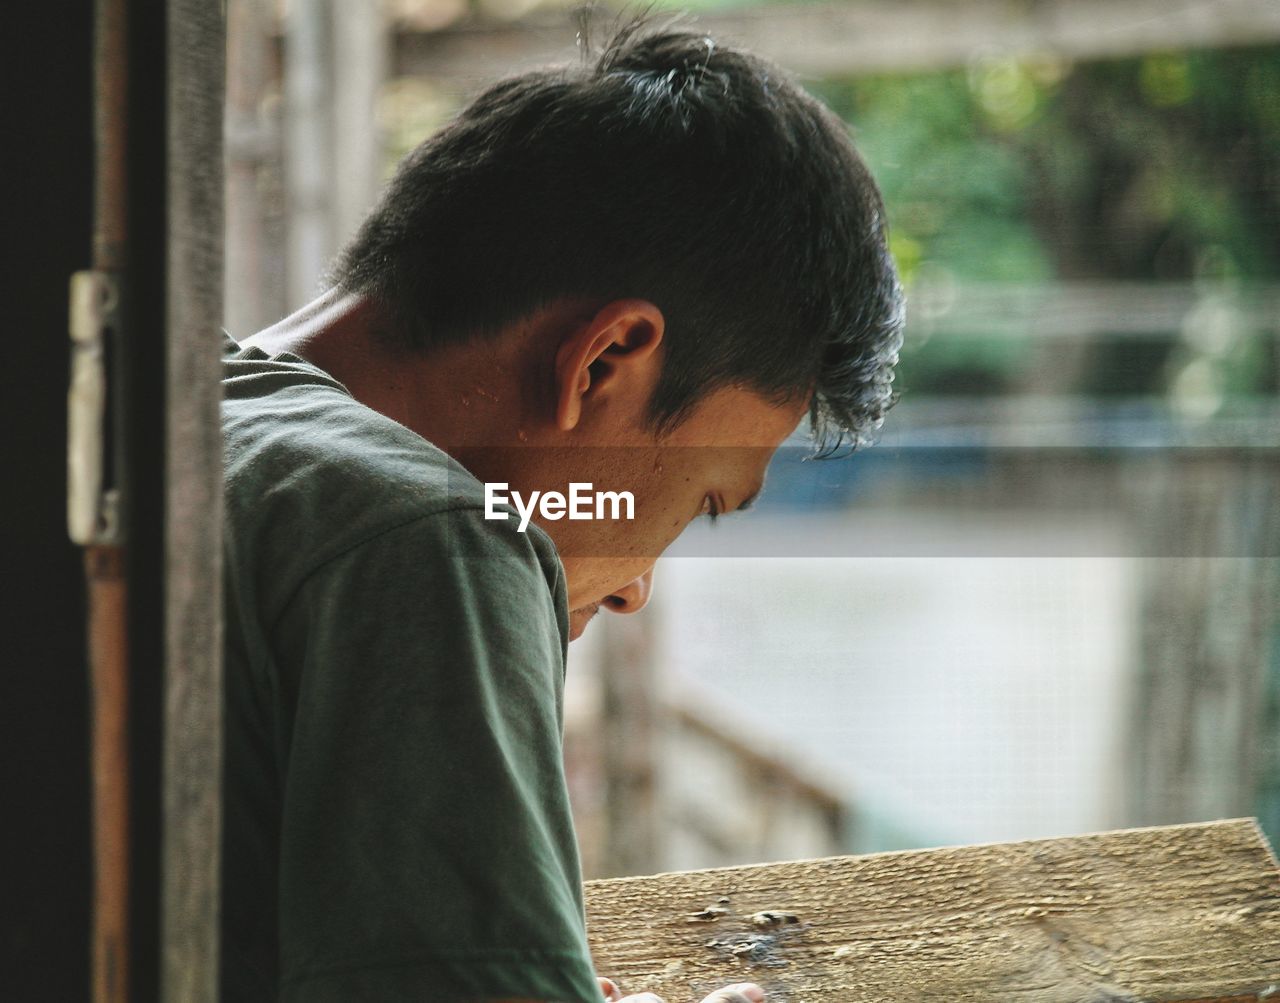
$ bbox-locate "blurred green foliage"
[809,46,1280,400]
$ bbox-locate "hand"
[598,977,765,1003]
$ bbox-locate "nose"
[603,567,655,615]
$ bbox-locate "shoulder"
[283,504,569,673]
[220,340,563,632]
[301,501,567,627]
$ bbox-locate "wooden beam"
[585,819,1280,1001]
[666,702,844,818]
[905,281,1280,339]
[394,0,1280,89]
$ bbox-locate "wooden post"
[332,0,388,247]
[283,0,387,305]
[599,611,661,877]
[86,3,131,999]
[284,0,332,307]
[1127,455,1280,827]
[86,547,129,1003]
[225,0,282,337]
[163,0,225,999]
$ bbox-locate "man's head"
[329,23,904,637]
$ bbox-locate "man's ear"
[554,299,664,432]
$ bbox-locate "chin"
[568,606,600,642]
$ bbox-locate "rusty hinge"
[68,270,122,545]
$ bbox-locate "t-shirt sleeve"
[267,505,599,1003]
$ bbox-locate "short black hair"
[332,20,904,451]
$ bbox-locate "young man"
[221,23,903,1003]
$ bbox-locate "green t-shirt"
[220,334,600,1002]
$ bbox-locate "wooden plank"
[394,0,1280,90]
[585,819,1280,1002]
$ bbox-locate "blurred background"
[222,0,1280,874]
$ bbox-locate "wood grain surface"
[584,819,1280,1003]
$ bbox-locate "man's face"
[524,386,807,640]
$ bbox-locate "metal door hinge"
[68,270,121,545]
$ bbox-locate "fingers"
[606,979,764,1003]
[698,984,766,1003]
[605,977,664,1002]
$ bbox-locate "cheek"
[561,556,650,609]
[629,482,697,550]
[560,557,608,610]
[577,470,697,555]
[554,472,702,605]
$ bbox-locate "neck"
[243,290,557,455]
